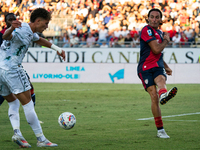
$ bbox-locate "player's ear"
[35,18,42,24]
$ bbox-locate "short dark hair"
[30,8,51,23]
[148,8,162,18]
[5,13,16,22]
[146,8,163,25]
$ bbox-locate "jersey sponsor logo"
[147,29,152,36]
[145,79,148,84]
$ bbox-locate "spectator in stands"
[57,35,64,47]
[95,13,103,25]
[82,23,88,34]
[79,4,89,18]
[172,32,181,48]
[32,0,46,9]
[104,12,111,25]
[106,19,121,31]
[130,27,139,38]
[90,29,99,41]
[159,0,168,11]
[89,4,98,18]
[109,33,118,47]
[1,0,199,49]
[100,41,108,48]
[86,14,94,27]
[98,25,108,44]
[79,37,87,48]
[87,33,96,47]
[168,26,177,41]
[118,34,125,47]
[70,34,79,47]
[184,26,195,44]
[67,26,77,39]
[76,20,83,31]
[121,26,129,37]
[178,8,189,26]
[196,12,200,22]
[90,19,98,31]
[77,29,84,39]
[63,33,70,48]
[132,34,140,48]
[180,32,189,47]
[120,19,129,30]
[113,38,121,48]
[128,17,137,31]
[79,13,87,24]
[114,27,121,38]
[124,33,132,48]
[106,30,113,42]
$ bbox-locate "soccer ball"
[58,112,76,130]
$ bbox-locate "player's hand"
[165,67,172,75]
[57,50,66,61]
[12,20,21,29]
[163,33,170,43]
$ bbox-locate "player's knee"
[150,93,159,103]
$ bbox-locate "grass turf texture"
[0,83,200,150]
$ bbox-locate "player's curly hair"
[30,8,51,23]
[146,8,163,25]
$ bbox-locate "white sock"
[22,100,46,141]
[8,99,22,136]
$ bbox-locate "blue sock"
[0,95,5,106]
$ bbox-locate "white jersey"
[0,22,39,70]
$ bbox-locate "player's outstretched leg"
[22,99,57,147]
[160,87,177,105]
[12,134,31,148]
[157,129,170,138]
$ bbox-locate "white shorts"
[0,67,31,96]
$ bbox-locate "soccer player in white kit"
[0,8,65,148]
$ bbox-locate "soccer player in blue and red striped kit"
[137,8,178,138]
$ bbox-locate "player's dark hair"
[30,8,51,22]
[5,13,16,22]
[146,8,163,25]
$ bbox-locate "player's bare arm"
[148,34,170,55]
[3,20,21,40]
[34,37,66,61]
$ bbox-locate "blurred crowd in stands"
[0,0,200,48]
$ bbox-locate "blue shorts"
[138,67,167,90]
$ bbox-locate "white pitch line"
[137,112,200,120]
[35,89,91,92]
[162,119,200,122]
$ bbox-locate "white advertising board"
[22,63,200,84]
[23,48,200,64]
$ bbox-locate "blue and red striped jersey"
[137,25,164,73]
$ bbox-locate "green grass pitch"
[0,83,200,150]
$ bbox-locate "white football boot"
[157,129,170,138]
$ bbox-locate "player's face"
[148,11,162,29]
[6,15,16,28]
[36,19,49,33]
